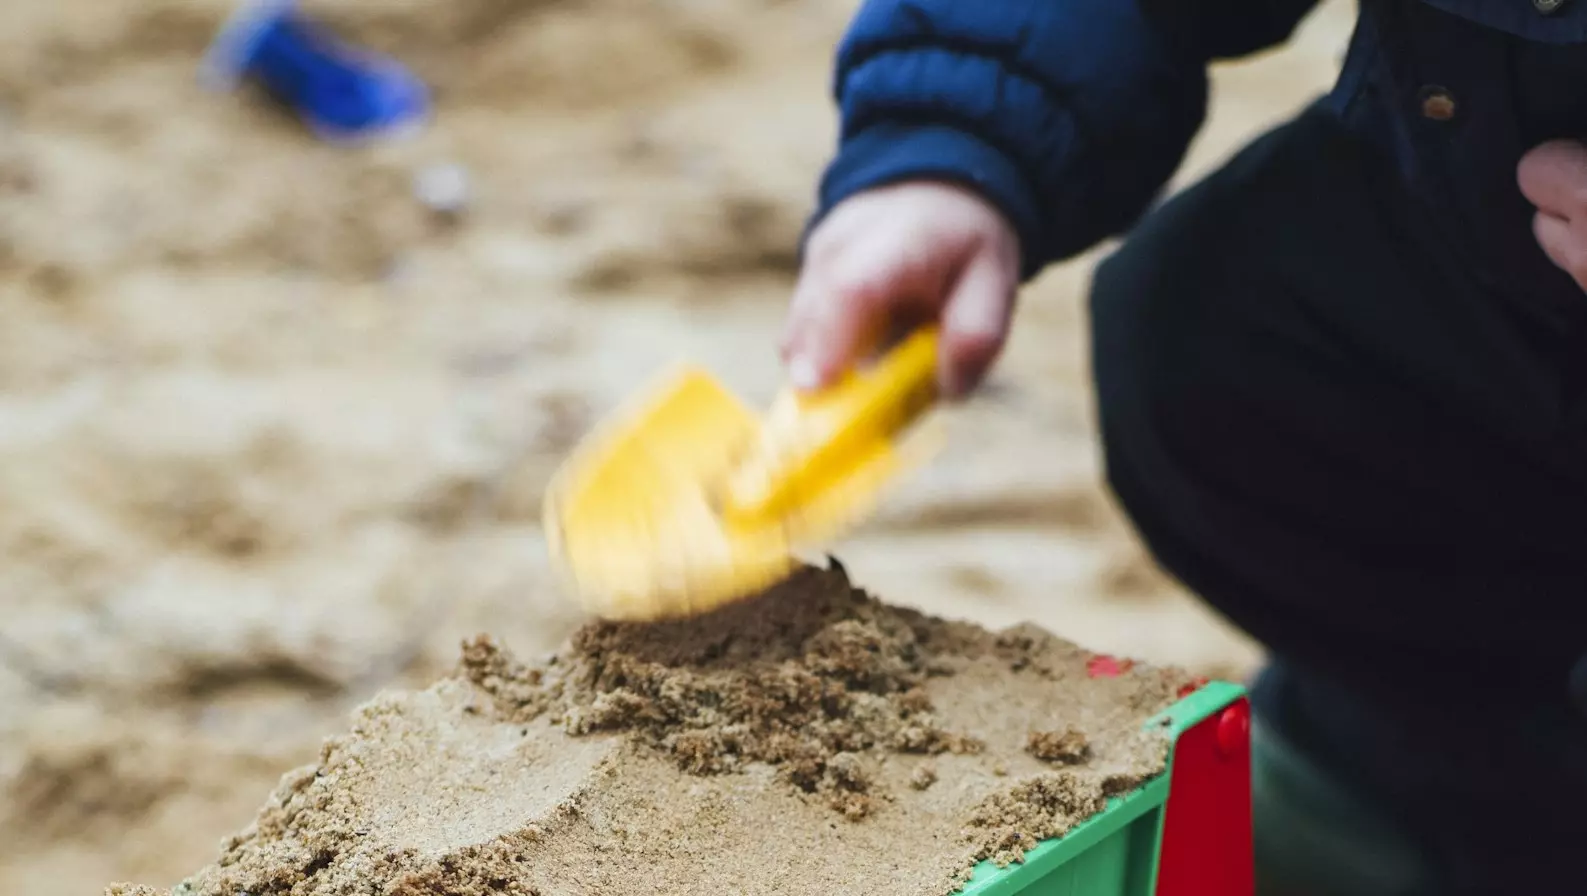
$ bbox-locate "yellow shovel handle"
[718,326,941,521]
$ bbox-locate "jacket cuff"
[804,121,1048,282]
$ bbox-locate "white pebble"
[414,162,471,214]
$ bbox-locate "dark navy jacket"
[816,0,1587,324]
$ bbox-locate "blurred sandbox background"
[0,0,1352,892]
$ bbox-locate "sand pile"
[109,563,1196,896]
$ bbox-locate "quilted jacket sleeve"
[811,0,1321,280]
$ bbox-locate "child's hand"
[780,181,1021,399]
[1520,139,1587,291]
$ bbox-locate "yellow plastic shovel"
[543,327,943,621]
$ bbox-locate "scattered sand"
[1026,728,1090,765]
[108,564,1194,896]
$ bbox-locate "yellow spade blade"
[545,329,942,622]
[543,364,797,621]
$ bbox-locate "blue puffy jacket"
[814,0,1587,318]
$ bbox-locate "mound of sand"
[109,564,1195,896]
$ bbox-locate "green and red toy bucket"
[958,674,1253,896]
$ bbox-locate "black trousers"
[1090,99,1587,893]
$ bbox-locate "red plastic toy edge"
[1154,695,1253,896]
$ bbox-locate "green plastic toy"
[962,680,1254,896]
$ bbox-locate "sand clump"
[1026,728,1090,765]
[110,563,1197,896]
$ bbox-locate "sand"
[107,564,1194,896]
[1,0,1352,892]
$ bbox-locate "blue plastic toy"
[200,0,429,141]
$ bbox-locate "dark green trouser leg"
[1251,711,1435,896]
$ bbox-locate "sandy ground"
[0,0,1353,892]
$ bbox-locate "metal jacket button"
[1419,86,1456,121]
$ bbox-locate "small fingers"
[780,181,1020,397]
[1534,210,1587,286]
[784,254,897,391]
[1519,139,1587,219]
[780,268,827,385]
[938,249,1015,399]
